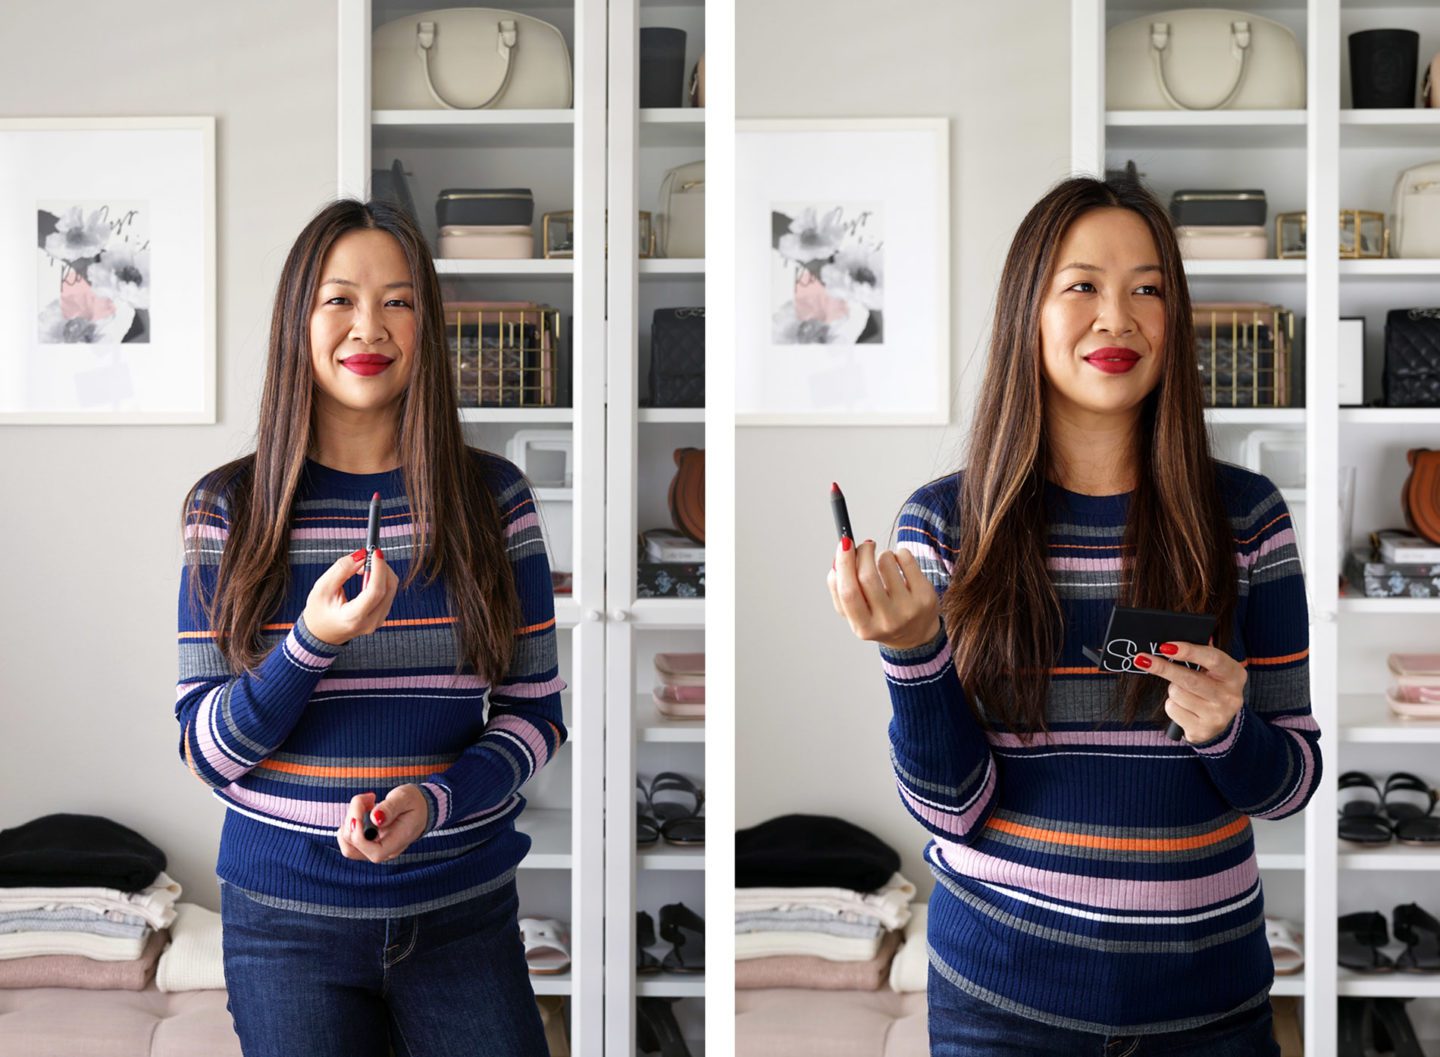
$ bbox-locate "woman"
[828,176,1321,1055]
[176,199,563,1057]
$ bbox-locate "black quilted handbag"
[1385,308,1440,407]
[649,308,705,408]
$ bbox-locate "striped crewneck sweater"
[881,461,1321,1034]
[176,450,566,919]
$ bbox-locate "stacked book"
[1386,653,1440,721]
[637,529,705,599]
[1344,532,1440,599]
[653,651,704,720]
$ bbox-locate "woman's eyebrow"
[1058,262,1162,274]
[319,278,415,289]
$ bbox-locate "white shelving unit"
[339,1,706,1054]
[1074,0,1440,1052]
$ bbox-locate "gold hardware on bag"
[440,192,533,201]
[541,210,654,259]
[1193,302,1295,408]
[443,300,562,407]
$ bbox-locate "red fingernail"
[1135,655,1152,669]
[841,537,852,552]
[349,818,356,830]
[373,810,386,824]
[1158,643,1178,656]
[351,549,366,561]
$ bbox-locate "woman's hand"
[302,548,398,647]
[827,537,941,651]
[336,785,428,864]
[1136,639,1247,745]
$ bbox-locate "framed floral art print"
[735,118,950,425]
[0,116,215,424]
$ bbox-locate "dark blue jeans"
[927,969,1280,1057]
[220,877,548,1057]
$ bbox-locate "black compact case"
[435,189,535,228]
[1169,190,1267,228]
[1081,606,1217,674]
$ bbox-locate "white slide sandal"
[520,917,571,975]
[1265,916,1305,975]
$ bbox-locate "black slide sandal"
[1370,997,1426,1057]
[637,997,692,1057]
[659,901,706,973]
[649,772,706,846]
[637,779,661,846]
[1394,903,1440,971]
[1339,911,1395,972]
[1337,997,1375,1057]
[637,911,662,974]
[1383,773,1440,845]
[1338,771,1393,845]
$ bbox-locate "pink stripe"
[1237,527,1296,570]
[987,730,1167,747]
[896,759,996,838]
[1193,708,1245,756]
[1252,728,1316,819]
[933,839,1260,911]
[193,689,252,783]
[222,784,345,826]
[176,681,209,701]
[1272,713,1320,733]
[1047,556,1126,572]
[286,627,337,669]
[422,781,450,828]
[290,523,416,541]
[881,638,953,680]
[489,715,550,770]
[505,512,539,538]
[183,523,228,541]
[315,674,485,691]
[897,540,955,576]
[490,675,566,699]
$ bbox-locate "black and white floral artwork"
[37,202,150,344]
[770,202,883,345]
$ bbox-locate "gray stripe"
[224,866,517,919]
[979,820,1255,865]
[927,943,1273,1035]
[218,680,270,758]
[931,868,1265,954]
[1246,665,1308,713]
[890,750,987,800]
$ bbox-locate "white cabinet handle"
[584,609,602,623]
[609,608,629,622]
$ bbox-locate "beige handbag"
[1391,161,1440,260]
[689,53,706,108]
[1106,9,1305,110]
[372,8,573,110]
[1425,52,1440,108]
[658,160,704,259]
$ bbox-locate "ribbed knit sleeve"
[880,478,998,847]
[1189,476,1323,820]
[414,461,568,835]
[175,482,343,790]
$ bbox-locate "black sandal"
[1382,773,1440,845]
[1394,903,1440,971]
[637,911,662,974]
[1371,996,1427,1057]
[637,779,660,846]
[658,902,705,974]
[637,996,692,1057]
[1337,997,1380,1057]
[647,772,705,846]
[1338,771,1392,845]
[1339,911,1395,973]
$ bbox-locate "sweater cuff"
[878,625,949,666]
[416,781,449,835]
[1188,706,1244,755]
[292,612,344,661]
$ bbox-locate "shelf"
[371,109,574,150]
[630,598,705,628]
[1338,963,1440,998]
[637,694,706,742]
[1203,408,1305,425]
[1184,260,1305,278]
[433,258,574,279]
[1255,813,1306,871]
[515,808,572,869]
[1340,695,1440,743]
[638,843,706,871]
[1105,110,1306,149]
[1340,408,1440,425]
[639,108,706,147]
[554,599,581,628]
[1339,589,1440,615]
[1340,110,1440,149]
[1339,260,1440,280]
[529,970,573,996]
[637,972,706,998]
[638,408,705,424]
[1339,843,1440,871]
[458,407,575,424]
[640,258,705,277]
[1269,974,1306,997]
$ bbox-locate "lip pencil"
[830,482,854,543]
[361,490,381,592]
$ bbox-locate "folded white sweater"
[0,929,150,961]
[0,870,181,930]
[156,902,225,992]
[734,929,884,962]
[734,871,915,931]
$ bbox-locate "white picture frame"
[0,116,216,424]
[735,117,950,425]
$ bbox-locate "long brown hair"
[180,199,521,682]
[933,175,1237,742]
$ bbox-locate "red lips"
[342,354,394,366]
[1083,347,1140,362]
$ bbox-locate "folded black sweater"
[736,814,900,892]
[0,814,166,892]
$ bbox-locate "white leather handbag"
[1106,9,1305,110]
[1391,161,1440,259]
[658,160,704,259]
[372,8,573,110]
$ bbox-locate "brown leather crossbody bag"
[1403,448,1440,544]
[668,447,705,544]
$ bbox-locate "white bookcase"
[1073,1,1440,1052]
[338,1,707,1054]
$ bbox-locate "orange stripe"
[292,513,410,524]
[1248,647,1308,666]
[183,719,200,781]
[986,813,1250,852]
[183,613,547,639]
[1049,542,1135,551]
[504,497,536,519]
[1235,512,1291,545]
[898,526,958,555]
[258,760,437,778]
[519,617,556,635]
[186,509,229,527]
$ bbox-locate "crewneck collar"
[301,457,405,496]
[1043,478,1131,521]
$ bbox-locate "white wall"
[735,0,1074,895]
[0,1,337,910]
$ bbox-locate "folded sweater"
[0,814,165,892]
[0,927,168,991]
[0,871,181,930]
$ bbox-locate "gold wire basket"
[443,300,562,407]
[1193,302,1296,408]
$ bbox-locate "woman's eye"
[326,296,349,305]
[1137,284,1162,296]
[387,299,412,308]
[324,297,412,307]
[1067,282,1162,295]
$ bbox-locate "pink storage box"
[1177,225,1268,260]
[437,224,534,259]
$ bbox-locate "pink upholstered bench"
[0,983,241,1057]
[736,986,928,1057]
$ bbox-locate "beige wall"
[0,1,337,910]
[735,0,1075,895]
